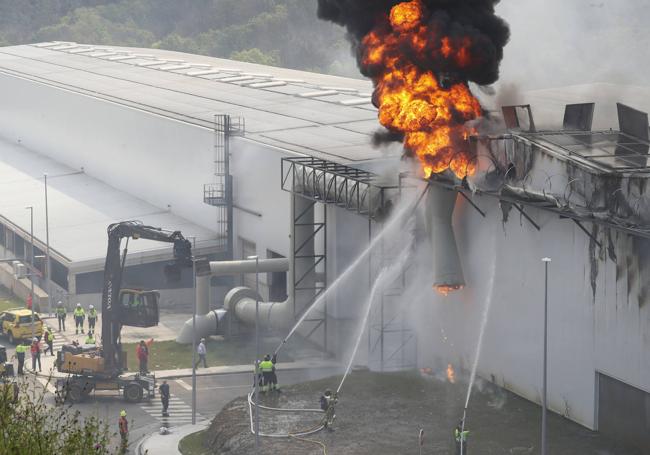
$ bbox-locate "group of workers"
[12,325,96,375]
[56,301,99,335]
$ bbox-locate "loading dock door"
[597,372,650,454]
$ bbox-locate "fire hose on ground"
[247,389,329,454]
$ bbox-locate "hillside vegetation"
[0,0,359,76]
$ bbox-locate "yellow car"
[0,308,43,344]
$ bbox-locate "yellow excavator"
[55,221,192,403]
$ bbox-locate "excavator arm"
[101,221,192,374]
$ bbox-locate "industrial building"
[0,42,648,451]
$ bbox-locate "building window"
[14,235,24,259]
[5,230,14,253]
[0,223,5,247]
[267,250,287,301]
[50,259,69,291]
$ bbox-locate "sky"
[496,0,649,90]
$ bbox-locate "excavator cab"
[118,289,159,327]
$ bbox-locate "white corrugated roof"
[0,135,223,270]
[0,42,402,165]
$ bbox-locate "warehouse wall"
[0,73,218,232]
[413,183,650,433]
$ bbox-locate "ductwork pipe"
[224,287,293,329]
[176,195,316,343]
[224,195,316,331]
[209,258,289,276]
[425,184,465,294]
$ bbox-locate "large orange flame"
[362,0,482,178]
[446,363,456,383]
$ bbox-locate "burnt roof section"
[511,102,650,176]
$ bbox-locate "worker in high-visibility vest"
[454,420,470,455]
[73,303,85,335]
[14,342,27,375]
[259,354,278,392]
[56,301,66,331]
[43,328,55,356]
[87,304,98,335]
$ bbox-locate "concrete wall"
[229,138,293,299]
[413,185,650,431]
[0,73,218,231]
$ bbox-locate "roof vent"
[563,103,595,131]
[501,104,536,132]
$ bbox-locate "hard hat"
[57,300,62,305]
[120,410,127,417]
[201,338,205,342]
[89,304,94,309]
[33,337,38,342]
[76,303,81,307]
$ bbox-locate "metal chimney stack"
[424,184,465,293]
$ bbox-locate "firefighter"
[73,303,85,335]
[87,304,98,335]
[43,327,54,356]
[56,301,66,331]
[454,419,470,455]
[268,353,279,392]
[320,389,338,431]
[259,354,277,392]
[118,410,129,454]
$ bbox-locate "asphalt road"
[3,345,338,454]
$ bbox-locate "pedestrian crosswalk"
[44,325,71,351]
[139,393,205,427]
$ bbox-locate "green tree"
[230,48,281,66]
[0,0,359,78]
[35,7,156,47]
[0,379,113,454]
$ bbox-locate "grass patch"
[178,429,209,455]
[0,295,25,313]
[121,338,294,372]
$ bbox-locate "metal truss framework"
[291,196,328,352]
[281,155,416,365]
[281,156,399,220]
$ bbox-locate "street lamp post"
[541,257,551,455]
[44,173,52,317]
[26,206,35,340]
[191,258,197,425]
[247,255,260,449]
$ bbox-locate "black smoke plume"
[317,0,510,86]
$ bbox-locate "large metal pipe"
[425,184,465,293]
[224,195,315,331]
[224,287,292,329]
[209,258,289,276]
[176,196,316,342]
